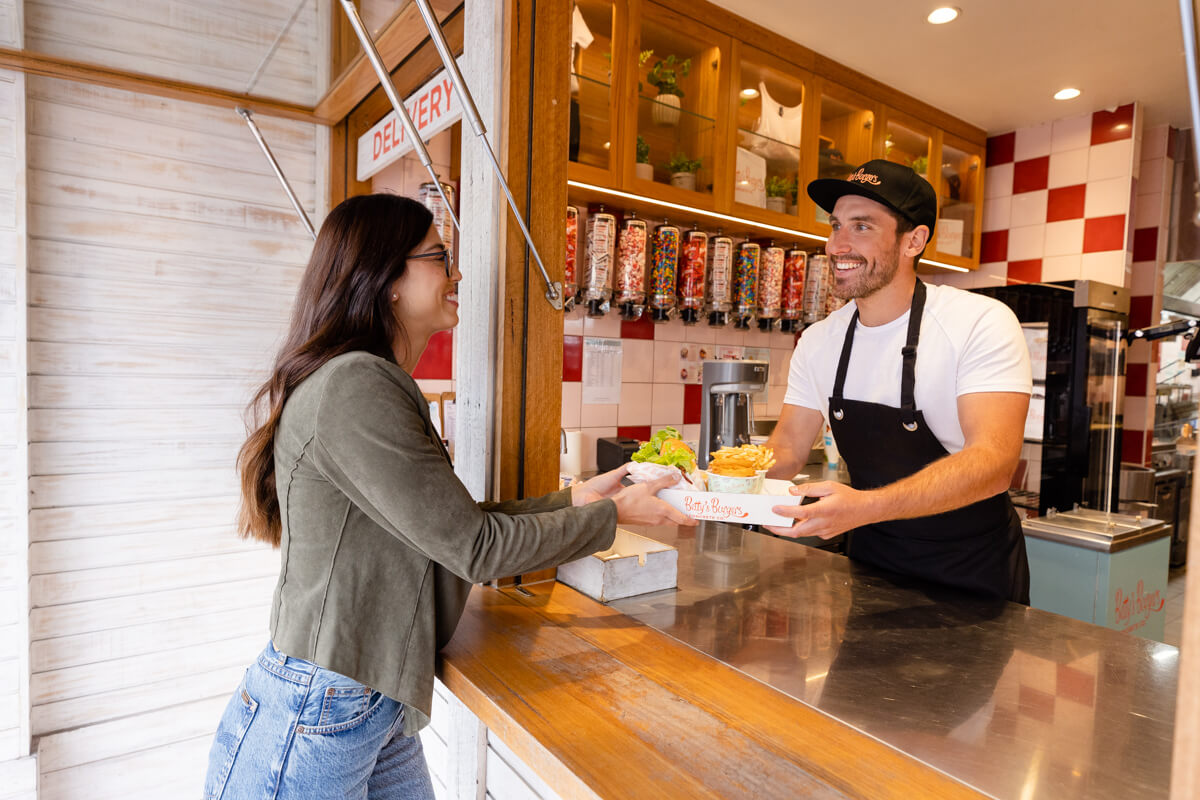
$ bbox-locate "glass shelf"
[816,88,874,225]
[637,93,718,195]
[571,71,614,170]
[735,49,804,216]
[935,138,981,260]
[570,0,616,172]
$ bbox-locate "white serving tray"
[657,477,804,526]
[556,528,678,602]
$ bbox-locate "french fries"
[708,444,776,477]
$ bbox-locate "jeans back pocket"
[204,683,259,800]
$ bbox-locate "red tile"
[412,330,453,379]
[1129,294,1154,329]
[1007,259,1042,284]
[987,131,1016,166]
[1132,227,1158,262]
[1126,361,1148,396]
[683,383,702,425]
[980,230,1009,263]
[1012,156,1050,194]
[563,334,583,382]
[1091,103,1135,146]
[1018,685,1055,724]
[1082,214,1125,253]
[620,314,655,340]
[1056,664,1096,708]
[1122,429,1146,465]
[617,425,652,442]
[1046,184,1086,222]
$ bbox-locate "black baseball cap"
[808,159,938,233]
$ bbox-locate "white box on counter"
[556,528,678,602]
[658,478,803,527]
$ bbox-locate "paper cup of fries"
[705,444,776,494]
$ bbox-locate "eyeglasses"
[408,247,453,278]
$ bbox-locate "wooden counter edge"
[438,582,988,800]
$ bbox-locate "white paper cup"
[705,469,767,494]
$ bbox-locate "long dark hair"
[238,193,434,546]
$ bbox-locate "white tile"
[1041,254,1081,282]
[1043,219,1084,257]
[1087,139,1135,182]
[654,316,688,341]
[680,423,701,448]
[580,403,618,427]
[621,338,654,383]
[561,382,582,428]
[934,270,978,289]
[651,383,685,427]
[1084,177,1131,218]
[1051,114,1092,153]
[653,339,685,383]
[1080,250,1126,286]
[975,260,1009,289]
[1124,395,1150,432]
[1142,124,1169,161]
[1010,190,1048,227]
[618,382,653,426]
[583,313,622,338]
[1130,261,1157,296]
[767,392,785,418]
[713,325,746,345]
[982,195,1011,232]
[1128,337,1151,364]
[984,163,1014,199]
[1047,148,1089,189]
[1008,224,1046,261]
[768,328,796,348]
[744,327,773,347]
[579,427,616,473]
[770,347,794,386]
[1014,123,1053,161]
[684,323,716,344]
[563,306,586,335]
[1134,190,1166,228]
[1138,157,1165,196]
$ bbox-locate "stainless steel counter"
[609,522,1178,800]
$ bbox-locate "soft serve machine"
[698,360,769,469]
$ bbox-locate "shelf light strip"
[567,179,972,273]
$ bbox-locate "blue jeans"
[204,642,436,800]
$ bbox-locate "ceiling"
[708,0,1192,135]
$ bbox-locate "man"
[765,159,1032,603]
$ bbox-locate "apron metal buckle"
[832,408,844,420]
[903,420,919,432]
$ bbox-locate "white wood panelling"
[24,68,320,796]
[25,0,324,105]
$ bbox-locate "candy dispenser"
[678,225,708,325]
[732,239,760,330]
[649,218,680,322]
[706,230,733,327]
[615,211,648,320]
[779,246,807,333]
[756,241,785,331]
[419,180,456,264]
[584,205,616,316]
[564,206,580,311]
[803,253,830,324]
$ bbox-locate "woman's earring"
[391,294,398,302]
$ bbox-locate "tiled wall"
[561,309,798,474]
[1124,124,1178,465]
[934,103,1139,291]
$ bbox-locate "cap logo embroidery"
[847,168,882,186]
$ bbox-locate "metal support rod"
[1179,0,1200,199]
[236,107,316,240]
[410,0,562,309]
[337,0,461,237]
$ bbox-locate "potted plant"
[635,135,653,181]
[765,175,795,213]
[646,54,691,126]
[911,155,929,178]
[664,152,702,191]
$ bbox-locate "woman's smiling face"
[390,223,461,367]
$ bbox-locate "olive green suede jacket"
[269,351,616,735]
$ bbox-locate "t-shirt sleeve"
[572,6,594,50]
[956,300,1033,396]
[783,337,824,411]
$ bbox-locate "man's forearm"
[863,445,1015,523]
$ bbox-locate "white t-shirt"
[783,283,1032,454]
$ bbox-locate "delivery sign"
[356,59,464,182]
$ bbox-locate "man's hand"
[570,463,631,506]
[765,481,878,539]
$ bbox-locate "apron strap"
[830,308,860,420]
[900,279,927,431]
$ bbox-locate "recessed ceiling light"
[927,7,960,24]
[740,88,759,99]
[1054,87,1081,100]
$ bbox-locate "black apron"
[827,280,1030,604]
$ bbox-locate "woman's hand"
[570,463,632,507]
[610,473,697,527]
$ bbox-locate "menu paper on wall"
[583,337,623,404]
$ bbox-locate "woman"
[204,194,692,799]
